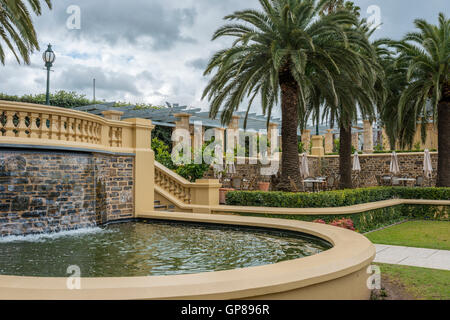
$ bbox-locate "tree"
[314,2,382,189]
[0,0,52,64]
[202,0,362,190]
[392,13,449,187]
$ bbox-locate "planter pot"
[258,182,271,192]
[219,188,235,204]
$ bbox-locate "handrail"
[0,100,138,152]
[154,161,193,204]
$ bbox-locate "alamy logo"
[367,265,381,290]
[367,5,382,30]
[66,265,81,290]
[66,5,81,30]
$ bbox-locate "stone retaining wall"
[204,153,438,189]
[0,149,134,236]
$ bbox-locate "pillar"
[102,110,124,121]
[301,129,311,154]
[123,118,155,216]
[311,135,325,157]
[267,122,279,156]
[381,127,391,151]
[173,113,191,149]
[226,115,240,155]
[363,120,374,154]
[325,129,334,154]
[352,132,359,151]
[214,127,225,152]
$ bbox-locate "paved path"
[374,244,450,271]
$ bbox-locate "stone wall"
[320,153,438,187]
[204,153,438,189]
[0,149,134,236]
[204,156,320,190]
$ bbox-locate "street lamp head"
[43,44,56,67]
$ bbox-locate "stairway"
[154,200,176,212]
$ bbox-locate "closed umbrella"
[352,152,361,172]
[423,149,433,179]
[212,144,224,178]
[390,151,400,175]
[300,153,309,179]
[226,162,236,175]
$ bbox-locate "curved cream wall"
[0,212,375,300]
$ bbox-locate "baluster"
[29,113,40,139]
[17,112,28,138]
[4,111,16,137]
[73,118,80,141]
[50,114,59,140]
[41,114,50,139]
[60,116,68,141]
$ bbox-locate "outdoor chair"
[327,176,335,191]
[391,176,401,187]
[415,176,424,187]
[381,175,391,186]
[375,175,382,186]
[231,176,242,190]
[304,177,314,192]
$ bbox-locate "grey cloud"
[186,57,209,70]
[37,1,198,50]
[51,66,141,96]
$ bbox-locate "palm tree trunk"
[276,75,301,191]
[436,99,450,187]
[339,123,352,189]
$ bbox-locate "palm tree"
[315,3,382,189]
[392,13,449,187]
[202,0,363,190]
[0,0,52,65]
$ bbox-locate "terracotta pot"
[258,182,270,192]
[219,188,235,204]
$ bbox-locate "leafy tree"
[391,13,449,187]
[203,0,364,191]
[0,0,52,64]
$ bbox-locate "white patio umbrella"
[390,151,400,175]
[352,152,361,172]
[423,149,433,178]
[226,162,236,175]
[300,153,310,179]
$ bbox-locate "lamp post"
[42,44,56,105]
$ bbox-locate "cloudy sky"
[1,0,448,113]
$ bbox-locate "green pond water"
[0,221,331,277]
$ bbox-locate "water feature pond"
[0,221,331,277]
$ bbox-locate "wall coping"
[0,212,375,299]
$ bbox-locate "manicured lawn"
[366,220,450,250]
[376,263,450,300]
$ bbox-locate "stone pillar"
[311,135,325,157]
[226,115,240,154]
[173,113,191,148]
[425,123,437,150]
[102,110,124,121]
[352,132,359,151]
[363,120,374,154]
[324,129,334,154]
[191,179,222,213]
[301,129,311,154]
[123,118,155,216]
[381,127,391,151]
[267,122,279,156]
[214,127,225,152]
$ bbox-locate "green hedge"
[237,205,449,233]
[225,187,450,208]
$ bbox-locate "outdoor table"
[303,180,326,192]
[396,178,416,187]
